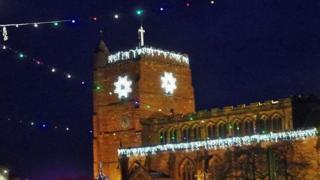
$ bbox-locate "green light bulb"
[94,85,101,91]
[53,22,59,26]
[136,9,144,16]
[19,53,24,58]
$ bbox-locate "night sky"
[0,0,320,179]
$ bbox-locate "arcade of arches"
[122,98,320,180]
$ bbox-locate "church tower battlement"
[93,36,195,179]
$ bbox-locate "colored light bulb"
[19,53,24,58]
[136,9,144,16]
[53,22,59,26]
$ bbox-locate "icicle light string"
[118,128,319,157]
[0,43,87,87]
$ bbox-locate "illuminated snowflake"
[161,72,177,95]
[114,75,132,99]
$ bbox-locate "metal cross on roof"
[138,26,145,47]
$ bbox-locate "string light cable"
[0,43,88,86]
[1,116,93,135]
[1,19,76,41]
[0,19,75,28]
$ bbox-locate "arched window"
[272,116,282,132]
[160,129,168,144]
[192,125,201,141]
[266,118,272,133]
[207,124,217,139]
[169,128,177,143]
[218,123,227,138]
[256,116,267,134]
[243,121,254,135]
[233,121,241,136]
[160,130,165,144]
[181,160,196,180]
[181,126,190,142]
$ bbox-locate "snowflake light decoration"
[114,75,132,99]
[161,72,177,95]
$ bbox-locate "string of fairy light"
[1,19,76,41]
[0,116,93,135]
[0,1,217,136]
[1,1,216,84]
[1,0,216,41]
[0,43,88,86]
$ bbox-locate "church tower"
[92,29,195,179]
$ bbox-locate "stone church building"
[92,38,320,180]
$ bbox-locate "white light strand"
[118,128,318,157]
[2,27,8,41]
[0,43,86,86]
[108,47,189,65]
[0,19,75,42]
[0,19,74,28]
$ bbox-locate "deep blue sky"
[0,0,319,179]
